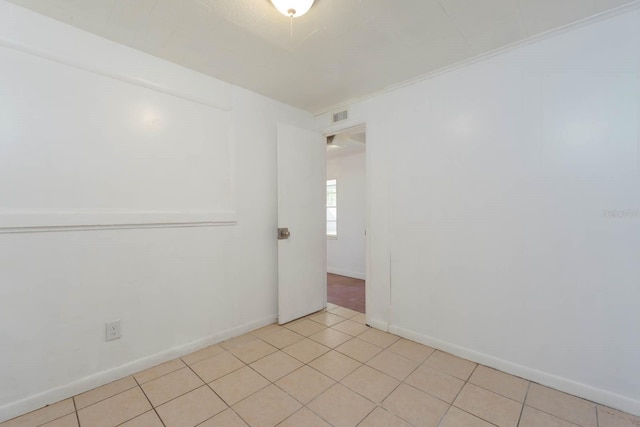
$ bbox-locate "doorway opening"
[325,125,366,314]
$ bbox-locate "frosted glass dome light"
[271,0,315,17]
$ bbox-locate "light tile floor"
[3,303,639,427]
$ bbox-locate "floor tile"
[141,367,204,407]
[278,408,331,427]
[11,307,640,427]
[598,405,640,427]
[220,334,260,351]
[133,359,186,384]
[382,383,449,427]
[307,384,376,427]
[134,359,186,384]
[275,366,335,404]
[181,344,225,366]
[526,383,597,427]
[308,350,362,381]
[326,303,339,311]
[119,410,164,427]
[233,385,301,427]
[358,328,400,348]
[308,312,345,327]
[332,320,369,336]
[387,339,435,363]
[249,323,283,339]
[439,406,495,427]
[330,306,360,319]
[250,351,303,382]
[405,364,465,403]
[40,414,78,427]
[0,399,75,427]
[335,338,382,363]
[358,407,412,427]
[309,328,352,348]
[341,365,400,403]
[468,365,529,403]
[209,366,270,406]
[453,383,522,427]
[423,350,477,381]
[351,313,367,325]
[199,408,248,427]
[77,387,151,427]
[74,376,137,410]
[156,386,227,427]
[191,351,245,383]
[282,339,330,364]
[519,406,581,427]
[229,340,278,364]
[284,319,326,337]
[366,350,419,380]
[260,329,305,349]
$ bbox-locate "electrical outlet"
[105,320,121,341]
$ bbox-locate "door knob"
[278,228,291,240]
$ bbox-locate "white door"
[277,123,326,324]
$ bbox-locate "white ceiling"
[327,129,365,159]
[7,0,637,113]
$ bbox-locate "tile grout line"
[72,396,81,427]
[183,343,281,427]
[441,359,506,427]
[522,382,598,427]
[516,382,532,427]
[256,315,377,426]
[434,361,476,427]
[70,380,139,415]
[131,376,167,427]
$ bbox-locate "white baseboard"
[0,315,277,423]
[388,324,640,418]
[367,318,390,332]
[327,267,365,280]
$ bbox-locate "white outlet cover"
[106,320,121,341]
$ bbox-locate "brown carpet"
[327,273,365,313]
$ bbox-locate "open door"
[277,123,326,324]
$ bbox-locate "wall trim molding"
[388,324,640,418]
[0,211,238,233]
[0,314,277,423]
[327,267,365,280]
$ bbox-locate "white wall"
[0,1,312,422]
[317,5,640,416]
[326,152,366,280]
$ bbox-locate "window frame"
[326,179,337,238]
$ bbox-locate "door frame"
[321,121,369,319]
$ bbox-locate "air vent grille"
[332,110,348,123]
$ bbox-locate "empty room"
[1,1,639,426]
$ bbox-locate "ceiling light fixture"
[270,0,315,18]
[270,0,315,38]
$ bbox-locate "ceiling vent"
[332,109,349,123]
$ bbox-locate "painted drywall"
[317,5,640,416]
[0,1,312,422]
[326,152,366,280]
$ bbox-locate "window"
[327,179,337,237]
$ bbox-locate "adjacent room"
[1,0,639,426]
